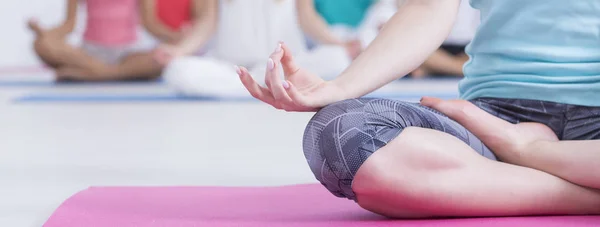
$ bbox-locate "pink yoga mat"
[43,184,599,227]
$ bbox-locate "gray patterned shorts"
[302,97,600,201]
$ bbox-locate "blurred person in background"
[315,0,478,79]
[140,0,193,45]
[314,0,400,50]
[155,0,358,98]
[29,0,165,81]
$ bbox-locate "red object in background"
[156,0,192,30]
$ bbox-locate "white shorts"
[81,39,155,65]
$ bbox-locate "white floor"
[0,72,459,227]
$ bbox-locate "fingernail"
[282,80,290,89]
[267,58,275,70]
[275,43,282,53]
[234,65,241,75]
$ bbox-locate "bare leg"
[421,97,600,190]
[526,140,600,189]
[54,52,163,81]
[353,127,600,218]
[419,49,466,76]
[31,22,161,81]
[112,52,163,80]
[457,52,470,62]
[409,67,429,79]
[31,32,109,74]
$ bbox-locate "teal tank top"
[460,0,600,106]
[314,0,375,28]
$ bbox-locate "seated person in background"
[140,0,193,45]
[155,0,357,98]
[314,0,401,50]
[29,0,163,81]
[410,0,479,78]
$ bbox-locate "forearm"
[52,0,78,35]
[140,0,181,43]
[331,0,460,98]
[173,20,214,56]
[296,0,343,45]
[524,140,600,189]
[146,22,181,43]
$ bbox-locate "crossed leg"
[354,127,600,218]
[304,98,600,218]
[55,52,163,81]
[421,97,600,190]
[30,22,161,81]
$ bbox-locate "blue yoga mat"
[0,75,458,87]
[0,79,164,87]
[0,80,60,87]
[14,91,458,103]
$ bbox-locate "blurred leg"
[419,49,465,77]
[32,35,110,74]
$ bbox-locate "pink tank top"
[83,0,138,46]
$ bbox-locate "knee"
[302,99,422,200]
[33,36,54,55]
[32,36,61,66]
[302,100,365,200]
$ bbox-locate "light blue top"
[460,0,600,106]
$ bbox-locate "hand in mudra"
[237,42,345,112]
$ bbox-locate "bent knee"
[33,36,57,54]
[33,37,62,66]
[302,98,487,200]
[302,98,425,200]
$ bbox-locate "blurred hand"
[154,23,194,64]
[153,44,182,66]
[238,42,346,112]
[167,22,193,44]
[28,18,67,39]
[344,39,362,60]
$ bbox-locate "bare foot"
[420,97,558,164]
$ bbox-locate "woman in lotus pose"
[29,0,163,81]
[238,0,600,217]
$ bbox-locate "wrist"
[328,76,358,101]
